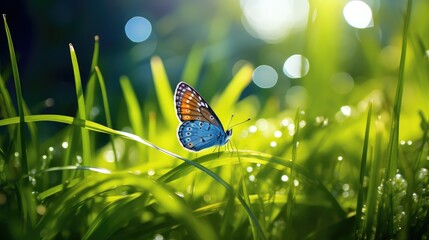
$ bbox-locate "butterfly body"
[174,82,231,151]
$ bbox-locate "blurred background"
[0,0,428,139]
[1,1,429,238]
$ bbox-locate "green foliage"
[1,1,429,239]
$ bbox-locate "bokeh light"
[252,65,278,88]
[241,0,309,42]
[283,54,310,79]
[343,1,373,29]
[125,16,152,42]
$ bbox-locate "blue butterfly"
[174,82,232,151]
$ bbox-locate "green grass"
[1,1,429,239]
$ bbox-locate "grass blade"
[3,14,37,229]
[181,42,205,87]
[286,108,301,239]
[95,66,118,166]
[212,64,253,122]
[354,102,372,239]
[84,35,100,118]
[381,0,412,236]
[119,76,146,159]
[69,43,91,168]
[150,56,176,129]
[3,14,28,176]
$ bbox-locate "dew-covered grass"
[1,1,429,239]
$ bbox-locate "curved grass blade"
[69,43,91,168]
[37,173,217,240]
[3,14,28,175]
[0,114,265,239]
[3,14,36,229]
[158,151,346,219]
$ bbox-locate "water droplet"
[249,175,256,182]
[76,155,83,164]
[246,166,253,173]
[337,156,343,161]
[36,204,47,215]
[342,184,350,191]
[249,125,258,133]
[281,175,289,182]
[148,169,155,176]
[270,141,277,147]
[281,118,291,126]
[293,179,299,187]
[154,233,164,240]
[274,130,282,138]
[340,105,352,117]
[62,142,69,149]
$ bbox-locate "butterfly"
[174,82,233,151]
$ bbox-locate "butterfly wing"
[177,120,226,151]
[174,82,224,130]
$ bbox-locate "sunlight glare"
[125,16,152,42]
[343,1,373,29]
[241,0,309,42]
[252,65,278,88]
[283,54,310,79]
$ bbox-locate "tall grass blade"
[119,76,146,160]
[381,0,412,236]
[84,35,100,118]
[286,108,301,239]
[3,14,28,176]
[212,64,253,121]
[365,118,384,239]
[354,102,372,239]
[95,66,118,166]
[69,43,91,167]
[0,74,17,133]
[181,42,204,87]
[236,149,259,240]
[150,56,176,128]
[3,14,36,229]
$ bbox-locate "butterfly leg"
[227,140,235,156]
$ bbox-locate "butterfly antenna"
[226,114,235,129]
[229,118,251,129]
